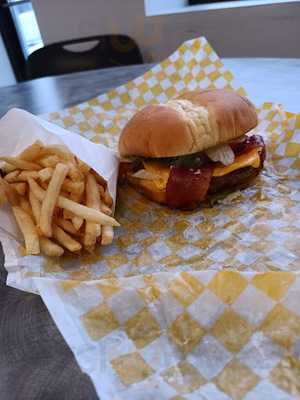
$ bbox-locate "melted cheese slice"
[212,148,261,177]
[141,148,261,189]
[142,161,170,190]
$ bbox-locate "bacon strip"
[230,135,266,164]
[166,165,213,209]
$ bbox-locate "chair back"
[27,35,143,79]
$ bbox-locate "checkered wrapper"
[35,270,300,400]
[19,37,300,284]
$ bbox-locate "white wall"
[0,34,16,87]
[31,0,300,62]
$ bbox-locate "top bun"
[119,89,258,158]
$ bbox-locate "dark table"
[1,59,300,400]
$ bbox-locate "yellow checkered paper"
[36,270,300,400]
[17,37,297,283]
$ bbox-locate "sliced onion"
[205,143,235,166]
[131,169,159,180]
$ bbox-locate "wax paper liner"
[35,270,300,400]
[2,36,300,399]
[0,108,119,294]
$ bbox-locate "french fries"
[0,142,118,257]
[76,157,90,174]
[84,173,101,251]
[72,216,83,230]
[19,140,44,161]
[29,189,41,224]
[40,181,49,190]
[38,155,60,168]
[12,206,40,255]
[58,195,118,225]
[67,162,84,182]
[0,178,19,205]
[103,188,113,207]
[40,162,69,237]
[101,203,113,216]
[91,169,107,187]
[10,182,27,196]
[17,171,39,181]
[4,170,20,182]
[63,208,73,220]
[38,167,53,182]
[52,225,82,252]
[0,156,40,171]
[28,178,118,226]
[0,185,7,206]
[61,179,84,196]
[1,163,17,173]
[98,184,105,198]
[40,145,74,162]
[55,217,79,236]
[19,197,33,217]
[40,237,64,257]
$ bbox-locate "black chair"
[26,35,143,79]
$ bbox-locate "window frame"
[0,0,41,81]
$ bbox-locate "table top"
[1,58,300,400]
[0,58,299,117]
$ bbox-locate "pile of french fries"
[0,141,119,257]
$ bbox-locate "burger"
[118,89,266,209]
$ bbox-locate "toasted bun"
[119,89,257,158]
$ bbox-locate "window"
[0,0,43,80]
[7,0,43,56]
